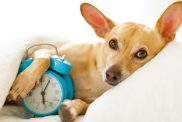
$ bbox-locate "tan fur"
[7,2,182,122]
[59,99,89,122]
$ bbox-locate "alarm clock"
[18,54,74,117]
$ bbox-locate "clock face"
[23,73,62,115]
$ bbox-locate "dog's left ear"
[80,3,115,38]
[156,1,182,42]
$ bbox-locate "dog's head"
[80,2,182,86]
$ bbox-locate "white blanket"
[0,37,182,122]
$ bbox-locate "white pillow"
[84,41,182,122]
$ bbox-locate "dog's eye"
[134,49,148,59]
[109,38,118,50]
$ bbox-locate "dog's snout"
[105,65,121,85]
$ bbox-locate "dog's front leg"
[8,49,51,101]
[59,99,89,122]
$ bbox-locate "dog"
[8,2,182,122]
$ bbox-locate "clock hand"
[40,76,45,104]
[43,79,50,92]
[41,91,45,104]
[41,79,50,104]
[40,76,43,91]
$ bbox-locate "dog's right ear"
[156,1,182,42]
[80,3,115,38]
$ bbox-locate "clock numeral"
[35,103,40,109]
[29,99,35,104]
[52,83,56,88]
[28,92,32,96]
[53,97,59,101]
[55,90,60,95]
[32,99,35,103]
[49,102,54,108]
[43,104,47,110]
[42,77,45,82]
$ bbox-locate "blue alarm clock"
[18,44,74,117]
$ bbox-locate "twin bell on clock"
[18,43,74,117]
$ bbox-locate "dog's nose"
[105,65,121,84]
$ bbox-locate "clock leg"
[59,99,89,122]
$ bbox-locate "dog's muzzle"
[105,65,122,86]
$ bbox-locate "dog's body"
[59,42,111,103]
[8,2,182,122]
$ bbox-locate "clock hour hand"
[41,91,45,104]
[40,76,43,91]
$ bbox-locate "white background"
[0,0,181,46]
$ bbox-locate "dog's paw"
[8,71,37,101]
[59,100,77,122]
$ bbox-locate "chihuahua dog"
[8,2,181,122]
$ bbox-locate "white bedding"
[0,37,182,122]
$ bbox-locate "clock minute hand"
[40,76,45,104]
[43,80,50,92]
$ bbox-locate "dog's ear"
[156,1,182,42]
[80,3,115,37]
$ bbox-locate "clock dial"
[23,73,62,115]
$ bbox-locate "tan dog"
[8,2,182,122]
